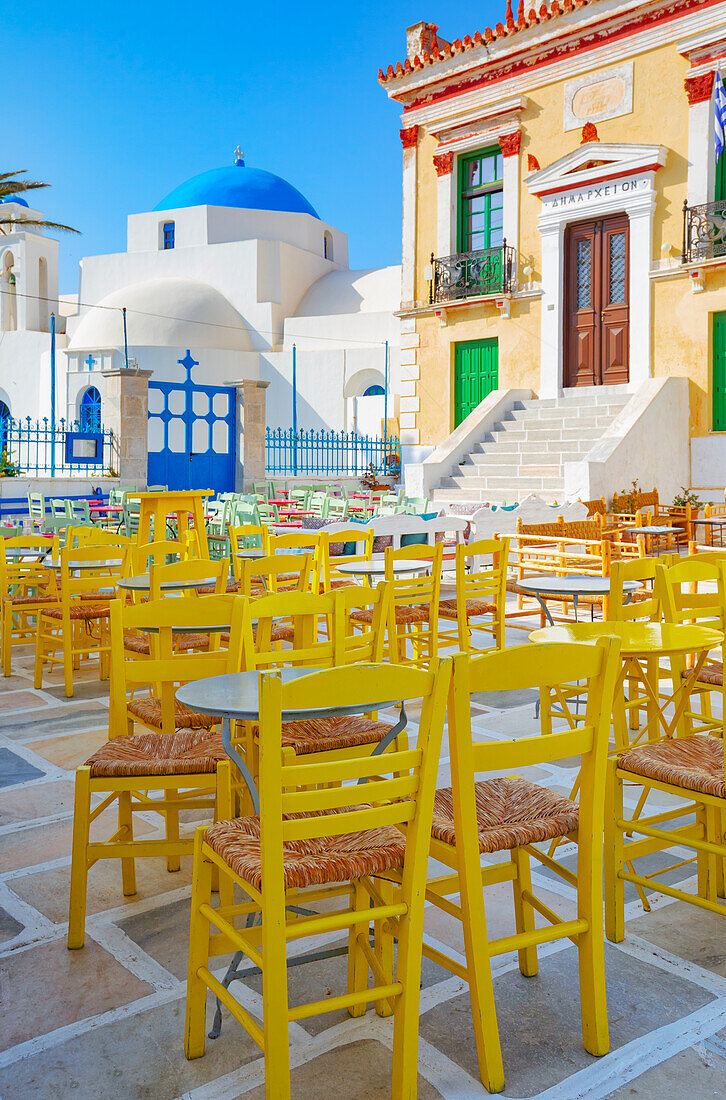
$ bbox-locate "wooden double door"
[564,214,629,388]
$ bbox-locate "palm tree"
[0,170,79,235]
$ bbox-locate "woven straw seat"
[350,605,429,625]
[8,594,58,606]
[682,660,723,686]
[219,623,294,645]
[617,735,726,799]
[123,631,213,654]
[84,729,227,778]
[438,597,496,620]
[204,809,405,891]
[43,603,111,621]
[123,632,151,654]
[328,577,354,589]
[127,696,219,730]
[431,776,579,853]
[506,578,526,594]
[255,715,395,756]
[196,579,241,595]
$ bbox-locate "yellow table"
[127,490,210,554]
[529,622,723,749]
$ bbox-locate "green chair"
[253,481,271,500]
[50,499,68,520]
[256,501,279,525]
[326,497,349,521]
[123,498,141,539]
[309,491,329,519]
[27,493,46,531]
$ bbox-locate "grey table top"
[176,667,402,721]
[335,557,431,577]
[44,557,125,570]
[633,525,682,535]
[693,517,726,525]
[233,548,266,558]
[517,575,641,597]
[117,573,216,591]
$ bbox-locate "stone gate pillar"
[229,378,269,491]
[101,367,153,484]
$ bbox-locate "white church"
[0,150,402,490]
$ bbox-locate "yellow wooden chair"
[438,537,508,654]
[66,525,133,550]
[184,659,451,1099]
[418,639,620,1093]
[125,539,183,576]
[1,535,59,676]
[317,527,374,592]
[238,552,312,598]
[34,545,126,697]
[67,595,248,948]
[228,524,269,584]
[149,556,231,599]
[119,557,229,657]
[605,560,726,943]
[351,543,442,667]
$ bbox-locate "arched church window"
[363,385,385,397]
[80,386,102,433]
[162,221,175,250]
[323,231,333,261]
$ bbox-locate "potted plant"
[670,486,701,540]
[360,462,392,492]
[0,448,21,477]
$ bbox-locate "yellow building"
[380,0,726,503]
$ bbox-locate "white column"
[436,169,455,258]
[538,221,564,398]
[502,150,520,271]
[628,195,656,388]
[687,97,714,206]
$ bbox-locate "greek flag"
[716,70,726,162]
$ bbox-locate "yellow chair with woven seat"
[1,535,59,676]
[418,639,620,1093]
[184,659,452,1099]
[120,557,229,658]
[317,527,374,593]
[66,526,133,550]
[229,524,269,585]
[67,594,248,948]
[351,543,442,667]
[34,544,126,697]
[238,552,312,598]
[125,539,183,576]
[605,560,726,942]
[438,537,508,654]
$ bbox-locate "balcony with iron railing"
[429,242,516,304]
[681,198,726,264]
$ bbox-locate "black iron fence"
[429,243,516,304]
[682,198,726,263]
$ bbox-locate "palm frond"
[0,216,79,235]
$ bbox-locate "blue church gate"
[147,351,236,493]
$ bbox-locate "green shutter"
[714,313,726,431]
[717,150,726,203]
[454,339,499,426]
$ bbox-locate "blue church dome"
[153,152,319,219]
[0,195,29,207]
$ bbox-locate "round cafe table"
[691,517,726,547]
[516,575,641,626]
[335,557,432,586]
[529,621,723,748]
[633,525,683,552]
[117,573,217,593]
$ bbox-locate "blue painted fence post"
[50,313,56,476]
[292,344,298,475]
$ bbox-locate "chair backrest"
[268,530,320,554]
[239,552,312,597]
[656,556,726,630]
[332,581,391,665]
[609,557,669,622]
[229,523,268,553]
[455,536,508,610]
[243,590,337,670]
[58,545,127,605]
[27,493,45,520]
[255,500,279,525]
[255,660,451,907]
[109,595,247,737]
[611,487,658,515]
[448,639,620,861]
[67,500,92,523]
[123,496,141,538]
[67,526,133,550]
[253,481,271,500]
[308,491,329,518]
[148,557,229,601]
[318,526,374,591]
[0,535,59,596]
[128,540,183,575]
[230,500,260,527]
[582,497,607,518]
[50,499,67,519]
[385,542,443,610]
[325,497,349,521]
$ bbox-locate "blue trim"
[162,221,175,249]
[80,386,102,433]
[65,431,104,465]
[363,385,385,397]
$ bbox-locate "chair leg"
[1,604,11,676]
[459,867,505,1092]
[166,789,181,873]
[604,758,625,943]
[185,832,213,1059]
[68,767,92,949]
[511,848,538,977]
[34,616,45,689]
[63,630,75,698]
[118,790,137,896]
[576,855,610,1057]
[347,880,369,1018]
[214,763,235,911]
[374,876,395,1016]
[261,898,292,1099]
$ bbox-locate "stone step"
[448,474,565,491]
[510,403,628,422]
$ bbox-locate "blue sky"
[6,1,501,291]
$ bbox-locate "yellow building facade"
[380,0,726,491]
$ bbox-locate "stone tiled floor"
[2,616,726,1100]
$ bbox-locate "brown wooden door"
[564,214,629,387]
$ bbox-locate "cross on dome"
[234,146,245,167]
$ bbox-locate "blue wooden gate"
[147,351,235,492]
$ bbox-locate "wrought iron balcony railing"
[682,198,726,263]
[430,242,515,304]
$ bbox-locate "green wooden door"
[454,339,499,426]
[717,151,726,203]
[714,313,726,431]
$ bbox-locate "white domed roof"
[69,277,252,351]
[295,267,400,317]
